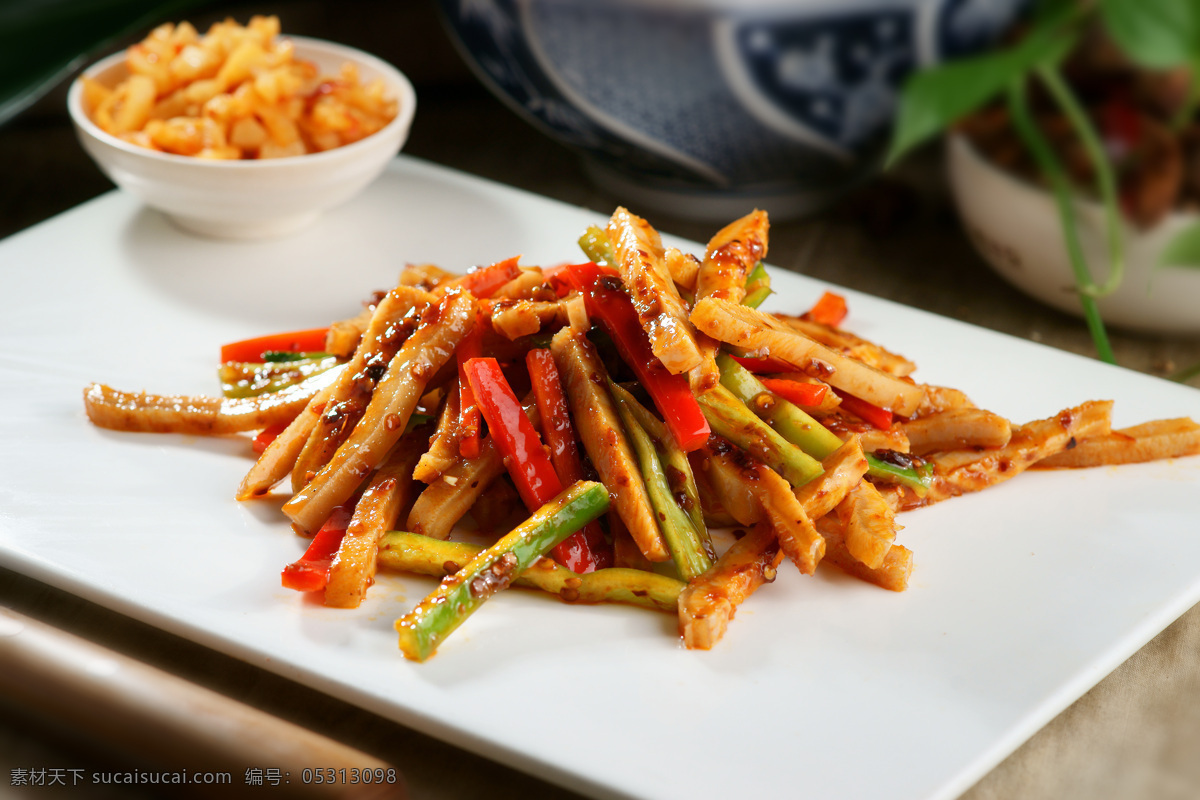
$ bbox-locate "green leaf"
[1098,0,1200,70]
[1030,0,1073,27]
[885,25,1076,167]
[1157,221,1200,270]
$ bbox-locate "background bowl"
[67,36,416,240]
[947,134,1200,336]
[437,0,1023,221]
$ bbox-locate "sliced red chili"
[545,261,618,298]
[562,262,710,452]
[526,349,587,483]
[759,377,829,408]
[252,423,288,455]
[281,505,351,592]
[464,357,564,511]
[466,356,609,573]
[526,348,612,571]
[834,389,894,430]
[542,263,575,298]
[731,354,801,374]
[221,327,329,363]
[453,255,522,299]
[804,291,848,327]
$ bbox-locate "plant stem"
[1006,77,1117,365]
[1170,361,1200,384]
[1036,64,1124,297]
[1170,58,1200,132]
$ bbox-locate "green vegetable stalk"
[578,225,615,266]
[716,354,842,455]
[261,350,332,363]
[394,480,610,662]
[608,383,709,545]
[715,353,931,495]
[219,355,339,398]
[697,383,824,488]
[742,262,772,309]
[379,531,684,613]
[608,382,714,580]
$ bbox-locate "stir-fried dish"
[83,208,1200,660]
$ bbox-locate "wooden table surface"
[2,2,1198,799]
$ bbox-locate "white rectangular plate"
[3,156,1199,800]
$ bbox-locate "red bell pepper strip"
[525,349,586,482]
[465,357,564,510]
[465,357,606,573]
[545,260,611,293]
[544,261,618,298]
[252,423,288,454]
[221,327,329,363]
[561,262,710,452]
[281,505,351,592]
[451,255,522,299]
[759,377,829,408]
[731,354,802,374]
[542,263,574,297]
[525,348,612,571]
[456,319,484,458]
[805,291,848,327]
[834,389,894,430]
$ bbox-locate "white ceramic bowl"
[947,134,1200,337]
[67,36,416,240]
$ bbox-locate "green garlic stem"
[1006,78,1117,365]
[393,480,609,661]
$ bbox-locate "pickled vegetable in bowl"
[68,19,416,239]
[78,15,399,160]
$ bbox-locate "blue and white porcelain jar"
[439,0,1023,220]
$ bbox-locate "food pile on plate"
[83,207,1200,660]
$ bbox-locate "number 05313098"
[301,767,398,785]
